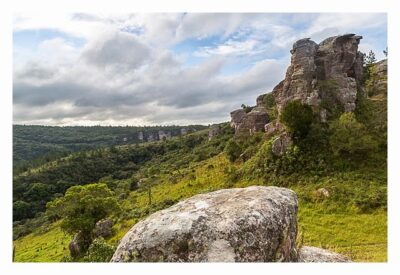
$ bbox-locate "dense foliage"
[13,124,206,173]
[280,100,314,140]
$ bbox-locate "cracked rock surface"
[111,186,298,262]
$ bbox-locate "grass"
[13,153,387,262]
[13,221,70,262]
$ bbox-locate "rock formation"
[208,125,221,141]
[231,34,364,138]
[366,59,387,97]
[271,133,293,156]
[271,34,363,116]
[111,186,298,262]
[230,107,269,136]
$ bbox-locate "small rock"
[271,133,292,156]
[93,218,113,238]
[298,246,351,262]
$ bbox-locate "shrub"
[224,139,242,162]
[263,93,276,108]
[280,100,314,141]
[329,112,378,157]
[83,237,116,262]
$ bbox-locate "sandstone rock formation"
[208,125,221,141]
[230,108,269,136]
[366,59,387,97]
[298,246,351,262]
[271,133,292,156]
[271,34,363,116]
[93,218,113,238]
[111,186,298,262]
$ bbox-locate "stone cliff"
[231,34,365,136]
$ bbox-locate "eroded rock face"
[271,133,292,156]
[272,34,363,115]
[111,186,298,262]
[231,108,269,136]
[298,246,351,262]
[366,59,387,96]
[208,125,221,141]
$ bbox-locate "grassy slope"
[14,153,387,262]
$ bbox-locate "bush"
[224,139,242,162]
[280,100,314,141]
[329,112,378,157]
[83,237,116,262]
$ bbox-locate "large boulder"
[273,34,364,115]
[111,186,298,262]
[232,108,270,136]
[298,246,351,262]
[230,109,246,130]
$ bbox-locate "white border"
[1,0,398,274]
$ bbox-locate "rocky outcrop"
[271,34,364,116]
[230,108,269,136]
[298,246,351,262]
[271,133,292,156]
[366,59,387,97]
[111,186,298,262]
[93,218,113,238]
[264,121,284,136]
[208,125,221,141]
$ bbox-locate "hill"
[13,124,207,173]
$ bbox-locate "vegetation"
[280,100,314,140]
[13,124,206,174]
[329,112,378,158]
[46,183,120,251]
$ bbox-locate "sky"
[13,13,387,126]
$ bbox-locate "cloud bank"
[13,13,387,126]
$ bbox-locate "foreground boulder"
[298,246,351,262]
[111,186,298,262]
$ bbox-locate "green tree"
[225,139,242,162]
[329,112,378,157]
[13,200,32,220]
[383,47,388,57]
[280,100,314,141]
[46,183,120,252]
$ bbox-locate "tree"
[225,139,242,162]
[46,183,120,253]
[365,50,377,65]
[329,112,378,157]
[383,47,388,57]
[280,100,314,141]
[241,104,253,113]
[13,200,32,220]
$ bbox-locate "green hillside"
[13,124,207,173]
[13,59,387,263]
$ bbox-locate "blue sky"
[13,13,387,126]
